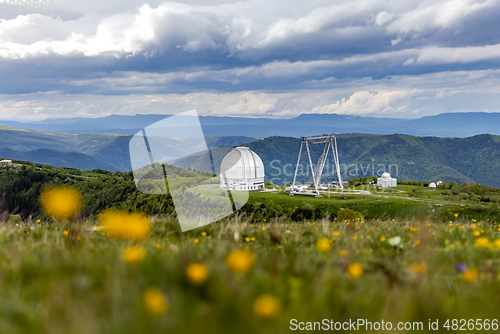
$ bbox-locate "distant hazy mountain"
[2,122,500,187]
[0,125,256,171]
[0,148,118,171]
[172,134,500,188]
[2,112,500,138]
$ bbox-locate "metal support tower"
[290,134,343,197]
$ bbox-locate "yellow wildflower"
[409,262,426,275]
[316,238,332,253]
[262,227,266,231]
[454,213,459,218]
[380,236,386,242]
[40,186,82,221]
[201,232,207,237]
[251,237,255,241]
[462,269,478,283]
[143,288,168,315]
[473,231,480,237]
[186,263,210,285]
[414,240,420,246]
[338,250,347,256]
[475,237,489,248]
[155,244,162,249]
[122,246,146,264]
[245,237,250,242]
[253,295,281,318]
[100,210,150,242]
[63,230,69,236]
[194,239,199,244]
[347,263,363,279]
[226,249,255,274]
[333,231,340,237]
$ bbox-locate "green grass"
[2,215,500,333]
[247,189,499,223]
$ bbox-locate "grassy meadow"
[2,211,500,333]
[2,164,500,333]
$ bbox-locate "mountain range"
[2,112,500,138]
[0,124,256,172]
[1,119,500,188]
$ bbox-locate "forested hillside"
[0,161,213,219]
[173,134,500,187]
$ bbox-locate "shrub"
[471,204,486,212]
[337,208,363,221]
[459,193,469,200]
[291,203,315,222]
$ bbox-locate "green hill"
[0,148,118,171]
[0,125,257,172]
[173,134,500,187]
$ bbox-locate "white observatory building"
[377,172,397,188]
[220,147,265,191]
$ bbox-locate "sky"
[1,0,500,120]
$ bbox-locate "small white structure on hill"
[377,172,397,188]
[429,182,437,190]
[220,147,265,191]
[436,181,443,186]
[0,160,12,167]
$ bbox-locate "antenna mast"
[290,134,343,198]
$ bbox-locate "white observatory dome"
[220,147,265,191]
[377,172,397,188]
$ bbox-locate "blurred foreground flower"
[226,249,255,274]
[143,288,168,315]
[409,262,427,276]
[40,186,82,221]
[316,238,332,252]
[475,237,489,248]
[253,294,281,318]
[186,263,209,285]
[100,210,150,242]
[122,246,146,264]
[387,236,401,246]
[462,269,478,283]
[347,263,363,279]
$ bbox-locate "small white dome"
[429,182,436,188]
[220,147,264,180]
[381,172,391,179]
[436,181,443,185]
